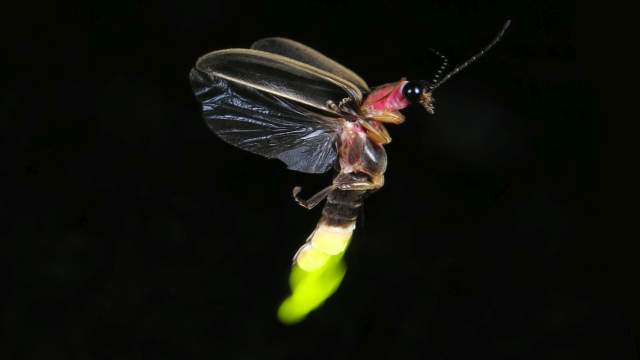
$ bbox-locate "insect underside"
[292,107,391,271]
[190,21,510,322]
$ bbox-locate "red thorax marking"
[362,80,410,113]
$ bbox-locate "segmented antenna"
[429,19,511,91]
[428,48,449,86]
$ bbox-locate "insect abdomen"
[294,189,366,271]
[321,189,365,227]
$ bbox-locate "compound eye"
[402,81,423,103]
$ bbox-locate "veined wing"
[251,37,370,93]
[194,49,362,115]
[190,68,341,174]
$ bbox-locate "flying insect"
[190,21,511,271]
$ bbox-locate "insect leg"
[358,120,391,144]
[292,184,336,210]
[333,172,385,191]
[336,182,382,191]
[325,100,340,112]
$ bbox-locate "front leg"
[358,119,391,145]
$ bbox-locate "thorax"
[337,121,387,178]
[334,79,411,178]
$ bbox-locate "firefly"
[190,21,511,273]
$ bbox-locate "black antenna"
[429,19,511,91]
[428,48,449,86]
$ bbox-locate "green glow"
[277,252,347,325]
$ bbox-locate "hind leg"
[292,184,335,210]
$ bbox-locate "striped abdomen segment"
[294,189,366,271]
[321,189,366,227]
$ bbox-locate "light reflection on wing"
[251,37,370,93]
[195,49,362,115]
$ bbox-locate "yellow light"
[310,225,352,255]
[278,223,355,324]
[277,251,347,325]
[294,244,330,272]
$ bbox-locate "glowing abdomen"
[294,189,366,271]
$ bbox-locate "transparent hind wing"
[190,69,341,174]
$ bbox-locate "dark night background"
[2,0,632,359]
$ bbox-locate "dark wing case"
[190,69,341,174]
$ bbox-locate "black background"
[3,0,631,359]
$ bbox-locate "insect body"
[190,21,510,271]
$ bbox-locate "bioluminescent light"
[277,249,347,325]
